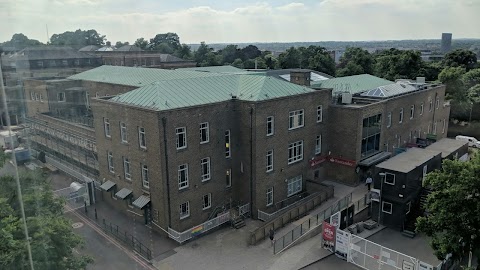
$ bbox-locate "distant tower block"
[441,33,452,54]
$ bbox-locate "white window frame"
[178,164,189,190]
[429,99,433,112]
[399,108,404,123]
[199,122,209,144]
[74,59,80,66]
[225,130,231,158]
[433,121,437,135]
[382,201,393,214]
[123,157,131,180]
[289,109,304,130]
[226,169,232,187]
[62,59,68,66]
[104,118,111,138]
[442,119,446,134]
[266,150,274,172]
[384,172,395,185]
[287,175,302,197]
[387,112,392,128]
[107,151,114,173]
[176,127,187,150]
[35,93,39,101]
[138,127,146,149]
[315,135,322,155]
[37,61,43,67]
[410,105,415,119]
[201,157,211,182]
[266,116,274,136]
[120,122,128,143]
[202,193,212,210]
[266,187,274,206]
[30,92,35,100]
[406,201,411,214]
[420,102,424,115]
[142,164,149,189]
[179,201,190,219]
[288,140,304,164]
[436,97,439,109]
[423,165,428,178]
[316,105,323,123]
[39,94,43,103]
[57,92,65,102]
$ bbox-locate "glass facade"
[361,114,382,158]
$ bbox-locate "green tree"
[240,45,261,61]
[264,54,278,69]
[461,68,480,90]
[439,67,467,101]
[0,169,93,269]
[418,62,443,82]
[50,29,106,46]
[219,45,240,64]
[232,58,244,69]
[373,49,423,80]
[416,153,480,263]
[114,41,129,48]
[308,51,336,76]
[133,38,149,50]
[443,49,477,71]
[1,34,43,50]
[337,47,374,76]
[149,32,180,52]
[174,44,193,60]
[467,84,480,103]
[195,42,220,67]
[278,47,301,69]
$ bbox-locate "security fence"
[54,183,88,213]
[168,211,231,244]
[101,218,152,260]
[273,192,352,254]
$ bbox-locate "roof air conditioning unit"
[342,93,352,104]
[416,77,426,84]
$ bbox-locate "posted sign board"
[322,221,336,252]
[335,229,351,261]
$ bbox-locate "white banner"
[370,188,381,202]
[335,229,351,261]
[330,211,341,229]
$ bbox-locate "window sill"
[200,141,209,145]
[142,188,150,194]
[180,215,190,220]
[139,146,147,152]
[176,146,187,151]
[288,126,304,131]
[287,160,303,165]
[202,207,211,211]
[179,186,190,192]
[121,141,129,145]
[201,179,211,183]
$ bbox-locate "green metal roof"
[68,65,221,87]
[110,74,314,111]
[311,74,393,95]
[176,65,244,73]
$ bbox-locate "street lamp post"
[378,173,385,226]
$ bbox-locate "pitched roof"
[262,69,333,82]
[116,45,142,52]
[109,74,313,111]
[79,45,100,52]
[360,82,417,98]
[176,65,244,73]
[311,74,393,95]
[8,46,97,60]
[68,65,222,86]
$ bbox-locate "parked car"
[455,135,480,148]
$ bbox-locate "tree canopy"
[1,33,43,50]
[277,46,336,76]
[337,47,374,76]
[443,49,478,71]
[416,153,480,262]
[114,41,129,48]
[373,49,423,80]
[50,29,106,46]
[0,167,92,269]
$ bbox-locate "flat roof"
[376,148,441,173]
[426,138,468,158]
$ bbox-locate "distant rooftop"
[109,74,314,111]
[4,46,98,60]
[360,82,417,98]
[426,138,468,158]
[376,148,440,173]
[79,45,99,52]
[116,45,142,52]
[176,65,244,73]
[311,74,393,95]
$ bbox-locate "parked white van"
[455,135,480,148]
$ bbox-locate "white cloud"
[1,0,479,44]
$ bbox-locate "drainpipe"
[162,117,172,228]
[431,92,437,136]
[250,106,254,215]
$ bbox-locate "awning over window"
[100,180,116,191]
[133,195,151,209]
[115,188,132,200]
[358,152,392,167]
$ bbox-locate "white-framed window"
[266,150,274,172]
[120,122,127,143]
[39,94,43,103]
[133,59,137,66]
[266,116,274,136]
[387,112,392,128]
[287,175,302,197]
[410,105,415,119]
[316,105,323,123]
[176,127,187,150]
[178,164,189,190]
[85,92,90,108]
[226,169,232,187]
[436,97,440,109]
[201,157,211,182]
[382,201,393,214]
[433,121,437,134]
[225,130,231,158]
[50,60,56,67]
[288,140,304,164]
[104,118,111,138]
[442,119,446,134]
[86,59,91,64]
[423,165,428,178]
[199,122,209,144]
[420,102,424,115]
[30,92,35,100]
[107,151,114,173]
[429,99,433,112]
[399,108,404,123]
[179,201,190,219]
[289,109,304,130]
[123,157,131,180]
[315,135,322,155]
[150,59,155,66]
[384,173,395,185]
[266,187,274,206]
[57,92,65,102]
[406,201,411,214]
[35,93,39,101]
[138,127,146,149]
[62,59,68,66]
[142,164,149,189]
[202,193,211,210]
[37,61,43,67]
[74,59,80,66]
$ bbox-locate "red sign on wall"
[328,156,356,167]
[322,221,336,252]
[309,156,327,167]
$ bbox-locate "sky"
[1,0,480,44]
